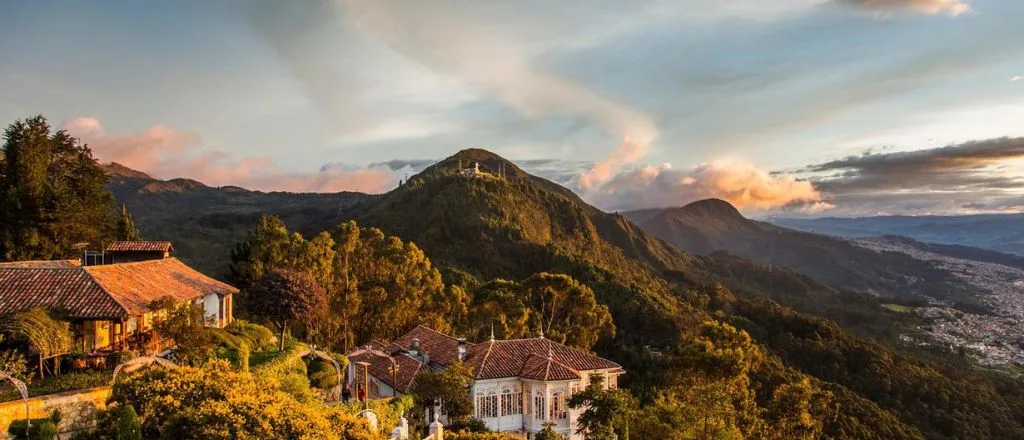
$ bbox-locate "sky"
[1,0,1023,216]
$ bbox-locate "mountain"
[771,214,1024,256]
[623,199,982,309]
[102,163,372,276]
[105,151,1024,440]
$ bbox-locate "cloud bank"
[62,118,397,193]
[577,160,825,212]
[831,0,972,16]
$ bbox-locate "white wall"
[202,294,221,327]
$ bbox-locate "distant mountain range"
[624,199,984,309]
[770,214,1024,256]
[102,151,1024,439]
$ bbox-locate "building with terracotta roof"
[347,325,623,439]
[104,241,174,262]
[0,246,236,354]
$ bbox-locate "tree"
[534,422,564,440]
[0,116,118,261]
[248,269,328,350]
[117,204,142,241]
[229,215,295,288]
[567,375,636,440]
[468,273,614,351]
[150,297,213,366]
[409,361,475,423]
[764,378,834,440]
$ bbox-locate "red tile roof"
[0,267,126,319]
[105,241,173,253]
[372,325,621,382]
[0,260,81,268]
[0,258,237,319]
[84,258,237,315]
[349,349,426,394]
[519,354,581,381]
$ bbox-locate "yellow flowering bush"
[110,360,379,440]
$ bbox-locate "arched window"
[501,385,522,416]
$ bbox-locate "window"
[476,390,498,418]
[534,392,546,420]
[550,391,567,420]
[500,385,522,416]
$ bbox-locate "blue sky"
[1,0,1023,215]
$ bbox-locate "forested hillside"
[107,148,1024,439]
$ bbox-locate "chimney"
[409,338,421,356]
[457,338,467,361]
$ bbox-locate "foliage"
[567,375,636,440]
[224,320,275,351]
[232,217,468,351]
[1,371,110,402]
[7,410,60,440]
[307,357,340,389]
[1,308,73,358]
[533,423,563,440]
[108,360,375,440]
[337,395,415,437]
[469,273,614,350]
[112,404,143,440]
[0,115,118,261]
[149,297,213,365]
[107,350,136,367]
[116,204,142,241]
[409,361,474,422]
[248,269,327,350]
[0,349,30,383]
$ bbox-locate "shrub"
[277,372,314,403]
[6,410,60,440]
[107,350,136,368]
[111,404,142,440]
[0,349,30,383]
[447,432,522,440]
[107,359,371,439]
[2,371,110,403]
[225,320,274,351]
[307,357,339,389]
[337,395,415,436]
[448,418,489,433]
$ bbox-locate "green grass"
[883,304,915,313]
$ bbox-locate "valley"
[855,237,1024,369]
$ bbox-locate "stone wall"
[0,386,110,439]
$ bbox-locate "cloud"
[579,160,825,212]
[1012,75,1023,82]
[830,0,971,16]
[804,137,1024,192]
[62,117,397,193]
[335,0,657,187]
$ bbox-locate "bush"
[7,410,60,440]
[107,350,136,368]
[337,395,415,436]
[1,372,110,403]
[277,372,314,403]
[225,320,274,351]
[307,357,339,389]
[448,418,489,433]
[112,404,142,440]
[107,360,373,439]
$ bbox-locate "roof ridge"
[475,339,496,379]
[82,257,177,269]
[415,324,463,343]
[405,362,423,391]
[82,267,133,318]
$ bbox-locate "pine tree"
[0,115,117,261]
[117,204,143,241]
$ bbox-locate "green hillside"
[107,149,1024,439]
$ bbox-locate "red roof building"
[0,256,236,353]
[347,325,623,439]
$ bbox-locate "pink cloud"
[61,117,396,193]
[580,160,828,212]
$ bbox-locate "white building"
[348,326,623,439]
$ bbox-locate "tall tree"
[248,269,328,350]
[117,204,142,241]
[568,374,638,440]
[149,297,213,366]
[230,215,295,288]
[0,116,117,260]
[468,273,614,351]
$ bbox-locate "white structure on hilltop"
[348,326,623,440]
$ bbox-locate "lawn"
[883,304,915,313]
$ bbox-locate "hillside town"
[855,238,1024,368]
